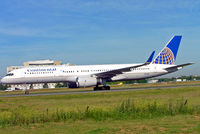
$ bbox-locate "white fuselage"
[0,63,176,85]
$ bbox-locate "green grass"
[0,98,198,127]
[0,115,199,134]
[0,86,200,133]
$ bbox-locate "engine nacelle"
[76,77,98,87]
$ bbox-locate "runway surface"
[0,84,199,97]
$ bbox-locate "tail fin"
[152,35,182,65]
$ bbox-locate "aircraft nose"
[0,78,6,84]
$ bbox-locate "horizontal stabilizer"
[165,63,194,71]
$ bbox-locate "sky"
[0,0,200,77]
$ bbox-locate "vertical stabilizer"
[152,35,182,64]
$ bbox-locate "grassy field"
[0,84,200,133]
[0,115,199,134]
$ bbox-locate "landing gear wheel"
[106,86,110,90]
[94,87,99,91]
[103,86,110,90]
[101,86,106,90]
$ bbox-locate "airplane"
[0,35,193,90]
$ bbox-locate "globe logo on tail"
[153,47,175,64]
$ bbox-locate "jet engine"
[76,77,98,87]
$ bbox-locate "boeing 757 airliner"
[0,36,193,90]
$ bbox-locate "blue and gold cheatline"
[152,35,182,65]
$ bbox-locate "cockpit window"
[6,73,14,76]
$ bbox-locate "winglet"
[146,51,155,64]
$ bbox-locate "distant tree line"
[178,75,200,81]
[0,84,8,90]
[159,75,200,82]
[158,78,177,82]
[55,82,68,88]
[107,79,148,85]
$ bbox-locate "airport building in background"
[7,60,62,73]
[7,60,62,90]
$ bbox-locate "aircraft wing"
[165,63,194,71]
[93,51,155,78]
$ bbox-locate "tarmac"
[0,84,199,97]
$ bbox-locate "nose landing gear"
[25,89,29,95]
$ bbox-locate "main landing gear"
[93,86,110,91]
[93,79,110,91]
[94,79,110,91]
